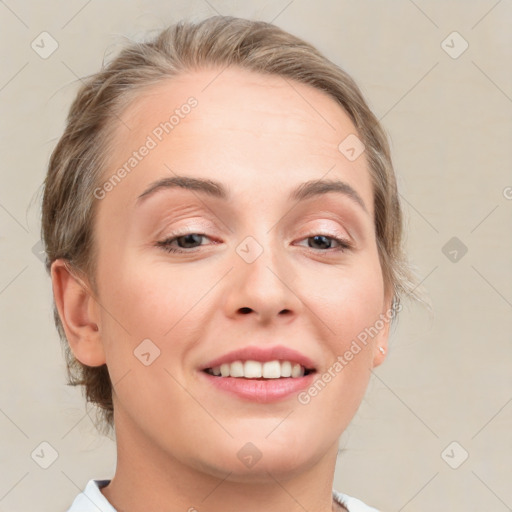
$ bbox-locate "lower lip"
[199,371,316,403]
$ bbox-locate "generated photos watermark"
[93,96,198,200]
[297,303,401,405]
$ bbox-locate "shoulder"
[65,479,116,512]
[333,489,381,512]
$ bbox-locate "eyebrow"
[136,175,368,214]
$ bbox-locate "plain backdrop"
[0,1,511,511]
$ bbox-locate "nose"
[222,236,303,325]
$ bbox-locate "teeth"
[208,360,308,379]
[230,360,244,377]
[262,361,280,378]
[291,363,303,378]
[280,361,292,377]
[244,360,262,378]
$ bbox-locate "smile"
[204,360,314,379]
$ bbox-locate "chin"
[192,436,326,483]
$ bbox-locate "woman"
[42,15,422,512]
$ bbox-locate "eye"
[296,234,352,252]
[156,233,213,253]
[156,232,352,255]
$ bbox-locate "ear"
[51,259,106,367]
[372,292,395,368]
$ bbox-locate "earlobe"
[372,295,394,368]
[51,259,106,367]
[372,343,388,368]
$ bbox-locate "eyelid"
[295,221,353,242]
[289,208,356,232]
[299,225,349,238]
[155,219,216,238]
[159,225,351,241]
[153,213,358,253]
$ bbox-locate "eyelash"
[156,231,353,254]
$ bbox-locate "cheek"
[95,252,215,359]
[302,252,385,342]
[94,256,204,412]
[298,253,384,401]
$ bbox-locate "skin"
[52,67,392,512]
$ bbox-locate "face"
[84,67,391,480]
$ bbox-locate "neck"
[101,407,342,512]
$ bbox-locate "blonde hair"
[42,15,424,434]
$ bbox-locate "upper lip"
[200,345,317,371]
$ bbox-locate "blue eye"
[298,234,352,252]
[157,233,211,253]
[156,232,352,255]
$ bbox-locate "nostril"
[239,307,252,314]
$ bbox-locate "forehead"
[103,66,373,216]
[122,66,355,147]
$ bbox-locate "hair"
[42,15,426,435]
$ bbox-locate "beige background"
[1,1,511,511]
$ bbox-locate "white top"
[66,479,380,511]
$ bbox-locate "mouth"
[203,360,316,379]
[199,345,318,402]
